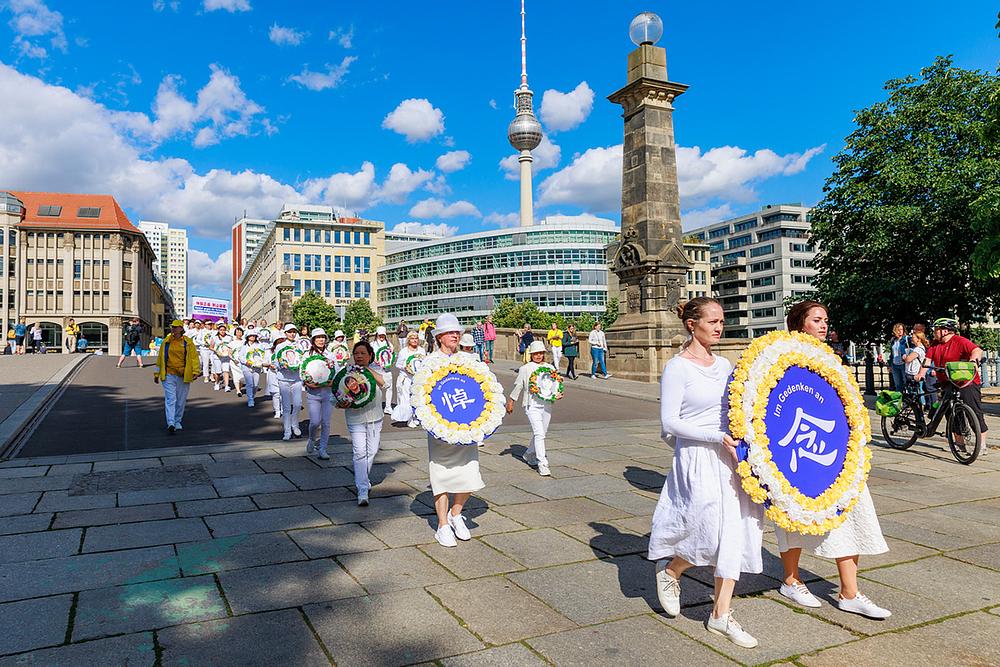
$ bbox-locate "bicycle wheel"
[946,403,982,465]
[880,401,920,450]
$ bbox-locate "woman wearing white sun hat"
[371,325,394,414]
[425,313,485,548]
[508,340,560,476]
[235,331,268,408]
[302,328,336,460]
[392,330,425,427]
[274,323,304,440]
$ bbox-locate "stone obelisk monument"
[605,12,692,382]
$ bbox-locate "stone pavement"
[1,418,1000,666]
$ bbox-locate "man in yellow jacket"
[155,320,201,434]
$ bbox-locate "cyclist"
[924,317,988,457]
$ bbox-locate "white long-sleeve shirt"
[659,355,732,446]
[588,329,607,350]
[509,361,550,410]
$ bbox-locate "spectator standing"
[904,331,928,400]
[14,318,26,355]
[118,318,144,368]
[547,322,564,371]
[471,321,486,361]
[888,323,908,392]
[520,324,534,363]
[396,320,408,342]
[65,319,80,354]
[30,322,44,354]
[483,315,497,363]
[154,320,200,434]
[563,324,580,379]
[4,325,13,355]
[589,322,610,378]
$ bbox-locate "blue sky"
[0,0,996,300]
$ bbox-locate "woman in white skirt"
[392,330,424,427]
[372,326,394,414]
[425,314,485,548]
[649,297,762,649]
[337,340,386,506]
[774,301,891,619]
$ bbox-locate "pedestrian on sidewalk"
[483,315,496,363]
[13,317,27,355]
[118,318,144,367]
[338,340,386,506]
[209,323,233,392]
[65,318,79,354]
[507,340,561,476]
[519,324,534,363]
[547,322,563,371]
[650,297,762,649]
[30,322,44,354]
[191,320,210,381]
[588,321,610,378]
[426,313,485,548]
[563,324,579,379]
[472,321,486,362]
[303,328,336,461]
[154,320,200,434]
[230,327,246,397]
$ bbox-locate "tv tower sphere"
[507,112,542,152]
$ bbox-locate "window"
[73,260,81,279]
[335,230,341,244]
[750,260,774,273]
[791,258,813,268]
[77,207,101,218]
[752,307,777,318]
[293,279,302,297]
[304,254,314,271]
[354,231,361,245]
[325,255,331,272]
[758,228,783,241]
[343,255,351,273]
[354,256,362,273]
[763,212,800,224]
[334,256,342,272]
[751,291,777,303]
[354,281,364,298]
[363,257,371,273]
[343,281,352,298]
[304,229,312,243]
[324,280,332,297]
[733,219,757,232]
[709,241,724,253]
[292,254,301,271]
[293,228,301,242]
[790,242,814,253]
[709,226,730,239]
[283,228,290,241]
[334,281,343,298]
[792,274,813,284]
[37,205,62,216]
[364,232,371,245]
[749,244,774,258]
[750,276,775,288]
[325,230,331,244]
[729,235,752,248]
[283,253,293,270]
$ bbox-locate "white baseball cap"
[459,333,475,348]
[432,313,464,338]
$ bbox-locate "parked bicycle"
[878,362,982,464]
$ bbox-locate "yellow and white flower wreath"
[728,330,872,535]
[410,354,506,445]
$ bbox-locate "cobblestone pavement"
[1,416,999,666]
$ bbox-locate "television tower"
[506,0,542,228]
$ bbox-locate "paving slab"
[509,474,636,500]
[587,490,660,516]
[440,644,549,667]
[557,520,649,557]
[338,546,457,594]
[252,487,354,508]
[175,532,306,575]
[0,633,155,666]
[0,492,41,516]
[174,496,257,518]
[362,514,440,548]
[219,557,366,613]
[83,518,210,552]
[202,461,264,477]
[73,575,227,641]
[493,497,630,528]
[0,466,47,479]
[0,512,52,536]
[305,588,483,666]
[117,485,218,506]
[283,467,356,489]
[157,609,330,667]
[0,475,77,493]
[481,528,598,568]
[473,484,545,506]
[34,490,115,513]
[204,505,329,537]
[860,556,1000,612]
[315,493,433,524]
[255,457,321,472]
[0,594,72,656]
[418,538,523,579]
[212,473,296,497]
[68,464,210,495]
[52,503,175,529]
[0,528,81,563]
[0,546,179,602]
[289,523,387,558]
[948,543,1000,571]
[527,615,734,667]
[428,577,576,644]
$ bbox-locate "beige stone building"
[238,204,385,323]
[6,191,155,354]
[150,272,177,338]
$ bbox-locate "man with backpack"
[118,318,145,369]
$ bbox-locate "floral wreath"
[244,347,266,368]
[215,343,232,358]
[375,345,396,369]
[728,330,872,535]
[273,344,303,371]
[528,364,564,402]
[333,365,377,408]
[331,345,350,364]
[403,352,424,376]
[411,354,505,445]
[300,353,335,387]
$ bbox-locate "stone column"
[605,42,692,382]
[277,271,294,323]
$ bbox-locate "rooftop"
[10,191,141,233]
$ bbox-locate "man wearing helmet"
[925,317,988,456]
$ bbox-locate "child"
[507,340,562,476]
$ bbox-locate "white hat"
[283,323,298,333]
[459,333,475,348]
[527,340,546,355]
[334,329,345,339]
[310,328,327,339]
[376,326,387,336]
[432,313,464,338]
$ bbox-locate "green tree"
[573,312,597,332]
[342,298,382,337]
[810,57,1000,341]
[490,298,519,328]
[970,19,1000,279]
[291,292,341,333]
[600,296,620,329]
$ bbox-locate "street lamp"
[629,11,663,46]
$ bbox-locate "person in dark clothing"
[519,324,534,363]
[118,318,145,368]
[563,324,580,379]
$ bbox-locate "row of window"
[281,227,371,246]
[292,280,371,300]
[378,269,607,303]
[381,290,606,321]
[36,205,101,218]
[385,230,617,265]
[281,253,371,274]
[686,270,708,285]
[379,249,607,284]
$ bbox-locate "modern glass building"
[377,219,618,324]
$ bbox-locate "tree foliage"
[291,292,341,333]
[489,297,604,331]
[342,298,382,337]
[810,57,1000,341]
[601,296,620,329]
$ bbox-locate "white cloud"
[382,98,445,143]
[301,162,377,211]
[188,248,233,296]
[269,24,305,46]
[424,174,450,196]
[435,150,470,173]
[390,222,457,238]
[288,56,356,91]
[539,81,594,132]
[153,1,180,11]
[542,213,617,227]
[681,204,735,231]
[5,0,67,60]
[409,198,480,219]
[483,212,521,228]
[489,99,498,110]
[203,0,250,12]
[328,25,353,48]
[377,163,434,204]
[499,133,561,179]
[537,144,621,211]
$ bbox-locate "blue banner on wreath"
[764,366,850,499]
[429,372,488,426]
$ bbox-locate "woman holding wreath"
[392,330,424,428]
[649,297,763,649]
[274,324,304,440]
[774,301,890,619]
[338,341,386,506]
[303,328,336,461]
[507,340,560,477]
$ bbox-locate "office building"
[138,221,188,317]
[377,218,618,325]
[1,192,25,333]
[6,191,155,353]
[238,204,385,323]
[231,216,271,317]
[687,204,815,338]
[384,230,442,253]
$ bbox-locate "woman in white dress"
[649,297,762,649]
[392,330,424,427]
[425,314,485,548]
[372,326,394,414]
[774,300,891,619]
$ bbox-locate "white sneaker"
[305,440,314,454]
[282,432,291,441]
[203,378,209,383]
[655,560,680,617]
[384,407,392,415]
[537,463,551,476]
[604,374,613,379]
[779,582,822,608]
[357,491,369,507]
[224,386,232,393]
[248,399,255,408]
[435,525,458,548]
[706,611,758,649]
[273,411,281,419]
[838,592,891,619]
[317,449,330,461]
[174,423,183,431]
[448,512,471,540]
[213,383,221,391]
[291,426,302,437]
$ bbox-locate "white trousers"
[198,348,211,378]
[162,374,190,428]
[552,347,562,370]
[232,362,244,390]
[210,354,230,375]
[306,387,333,451]
[241,367,260,404]
[381,370,393,409]
[279,379,303,435]
[349,419,383,493]
[525,404,552,467]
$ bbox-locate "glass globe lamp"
[629,12,663,46]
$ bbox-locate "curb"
[0,354,92,460]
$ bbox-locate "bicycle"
[879,365,983,464]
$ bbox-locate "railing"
[848,349,1000,395]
